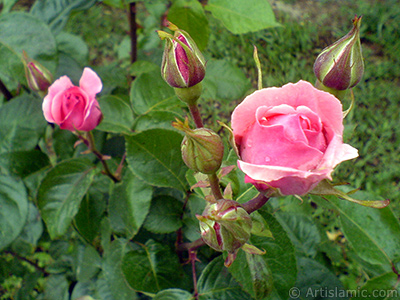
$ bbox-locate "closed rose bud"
[197,199,252,253]
[23,51,53,93]
[181,128,224,174]
[173,118,224,174]
[314,15,364,91]
[158,25,206,89]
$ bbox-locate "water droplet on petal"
[264,156,271,162]
[247,139,253,148]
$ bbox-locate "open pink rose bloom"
[42,68,103,132]
[231,80,358,196]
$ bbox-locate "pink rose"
[231,80,358,196]
[42,68,103,132]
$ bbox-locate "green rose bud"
[173,118,224,174]
[314,15,364,91]
[197,199,252,254]
[158,23,206,89]
[23,50,53,94]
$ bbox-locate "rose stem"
[190,249,199,300]
[177,193,270,252]
[188,103,204,128]
[208,173,224,200]
[78,131,120,183]
[241,193,270,214]
[128,2,137,79]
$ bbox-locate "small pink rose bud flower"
[197,199,252,254]
[173,118,224,174]
[23,51,53,93]
[314,15,364,91]
[158,25,206,89]
[42,68,103,132]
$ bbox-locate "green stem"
[208,173,223,200]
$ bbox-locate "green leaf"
[154,289,193,300]
[0,12,57,71]
[129,70,182,115]
[133,110,182,132]
[96,95,135,134]
[143,195,183,234]
[168,0,209,51]
[248,210,297,300]
[203,59,251,101]
[125,129,188,191]
[122,240,189,295]
[0,150,49,178]
[294,257,347,300]
[10,202,43,254]
[205,0,280,34]
[228,250,272,299]
[102,0,125,9]
[109,170,153,239]
[352,272,399,300]
[197,256,251,300]
[130,60,158,77]
[0,0,18,14]
[0,42,25,91]
[312,191,400,267]
[43,274,69,300]
[76,245,101,282]
[0,175,29,250]
[100,239,139,300]
[56,31,89,66]
[0,95,47,154]
[37,158,96,239]
[74,176,110,242]
[30,0,97,34]
[274,212,321,258]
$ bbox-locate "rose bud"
[158,24,206,90]
[314,15,364,91]
[23,51,53,93]
[231,81,358,196]
[42,68,103,132]
[197,199,252,255]
[173,118,224,174]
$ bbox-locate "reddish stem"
[188,103,204,128]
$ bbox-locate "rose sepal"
[309,180,390,208]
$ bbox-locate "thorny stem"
[188,103,204,128]
[77,131,120,183]
[208,173,223,200]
